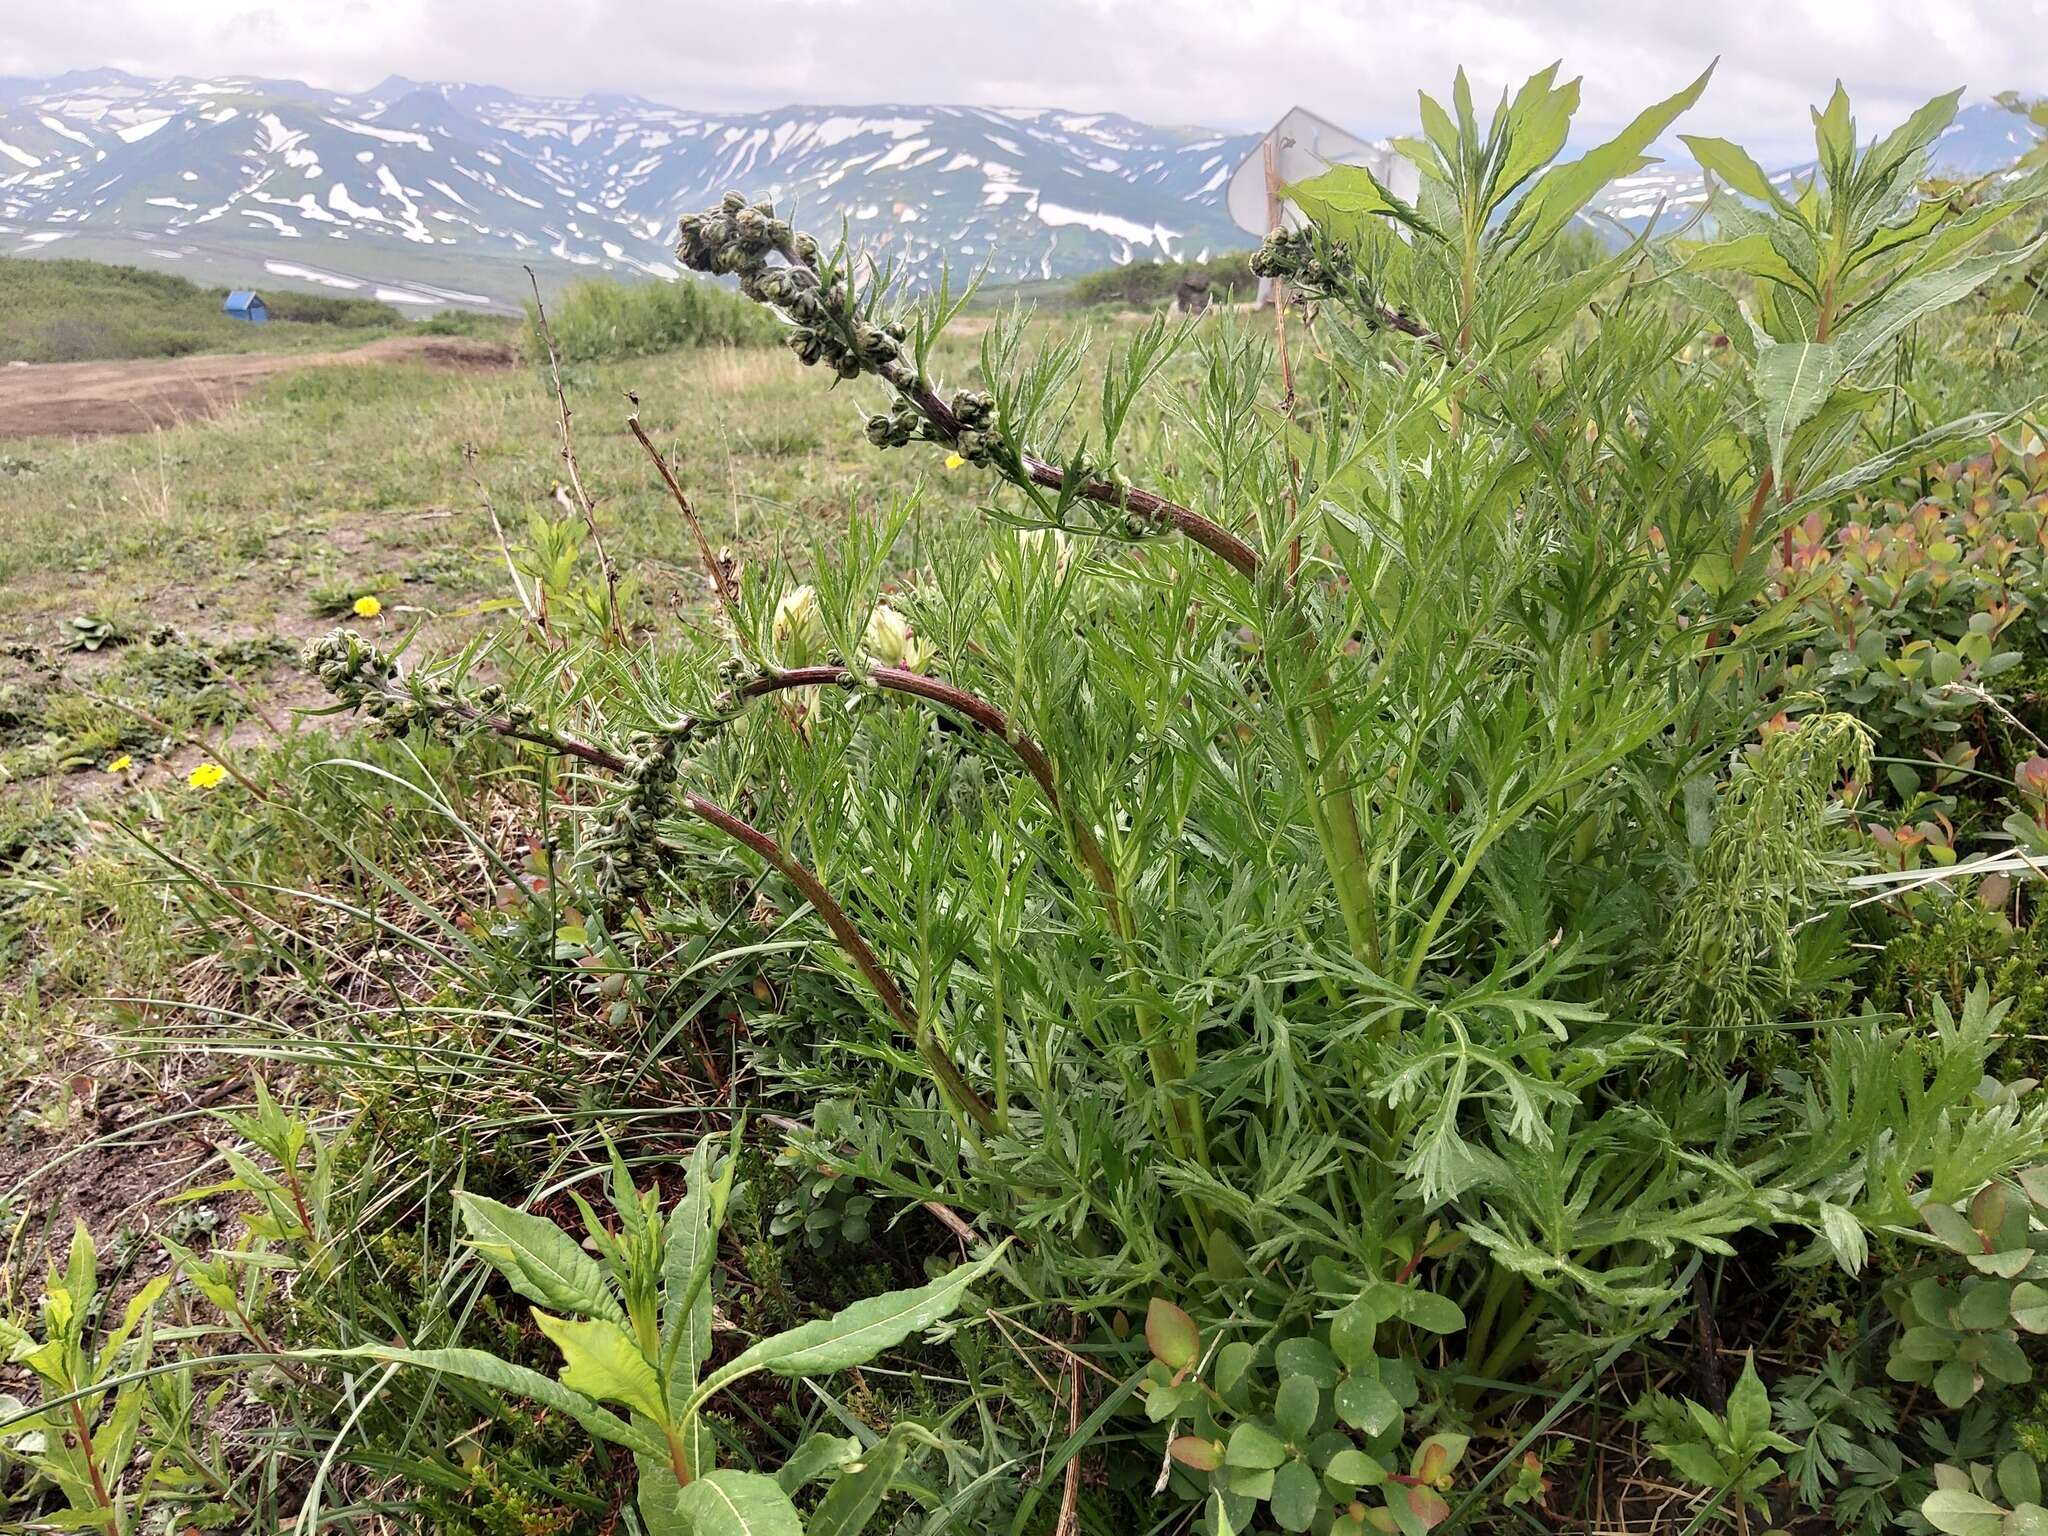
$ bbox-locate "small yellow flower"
[353,595,383,618]
[944,453,965,470]
[105,754,133,774]
[187,762,228,790]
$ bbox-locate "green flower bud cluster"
[676,191,917,389]
[588,721,697,903]
[1250,226,1346,298]
[947,389,1001,466]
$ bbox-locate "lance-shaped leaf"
[1834,237,2048,375]
[1754,338,1840,484]
[808,1422,930,1536]
[684,1242,1007,1421]
[362,1346,668,1460]
[1679,135,1795,213]
[1508,63,1713,247]
[456,1191,623,1324]
[661,1134,734,1401]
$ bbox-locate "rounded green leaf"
[1325,1448,1387,1489]
[1270,1458,1321,1532]
[1275,1375,1320,1442]
[1170,1435,1225,1473]
[1225,1422,1287,1471]
[2012,1282,2048,1334]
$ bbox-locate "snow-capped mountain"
[0,69,1260,309]
[1584,100,2046,242]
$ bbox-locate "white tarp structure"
[1225,106,1420,240]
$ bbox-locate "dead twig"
[524,266,630,650]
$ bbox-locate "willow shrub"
[310,69,2048,1534]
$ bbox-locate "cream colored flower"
[770,584,826,667]
[862,601,931,672]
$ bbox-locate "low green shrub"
[527,275,780,362]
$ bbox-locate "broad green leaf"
[1289,164,1442,244]
[1679,136,1794,212]
[2012,1282,2048,1333]
[1835,239,2047,375]
[1922,1487,2008,1536]
[662,1135,734,1399]
[1726,1354,1769,1450]
[1865,89,1963,183]
[363,1346,668,1460]
[1335,1374,1401,1437]
[1754,339,1840,483]
[457,1192,622,1324]
[1659,1439,1731,1488]
[1330,1298,1379,1370]
[2001,1452,2043,1508]
[1495,65,1579,202]
[533,1311,668,1425]
[1274,1374,1319,1441]
[808,1423,920,1536]
[1680,230,1816,299]
[672,1469,804,1536]
[689,1244,1005,1418]
[1325,1447,1386,1488]
[1934,1358,1980,1408]
[775,1432,858,1493]
[1398,1290,1464,1335]
[1508,63,1713,247]
[1781,405,2042,515]
[1812,82,1855,184]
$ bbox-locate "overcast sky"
[5,1,2044,164]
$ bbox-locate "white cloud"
[0,1,2036,164]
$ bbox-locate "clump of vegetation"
[7,59,2048,1536]
[526,274,781,363]
[1066,250,1257,308]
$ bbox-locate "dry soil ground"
[0,334,515,439]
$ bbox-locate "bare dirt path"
[0,333,516,440]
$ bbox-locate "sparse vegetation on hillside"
[0,256,419,363]
[1065,250,1257,308]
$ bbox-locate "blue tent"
[223,290,269,324]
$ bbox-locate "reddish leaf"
[1146,1298,1199,1373]
[1169,1435,1224,1472]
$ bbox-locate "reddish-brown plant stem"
[902,381,1260,579]
[68,1400,116,1526]
[626,413,740,610]
[1731,465,1778,573]
[395,696,995,1130]
[732,664,1126,930]
[682,790,997,1132]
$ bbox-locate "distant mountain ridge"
[0,70,2039,311]
[0,69,1262,309]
